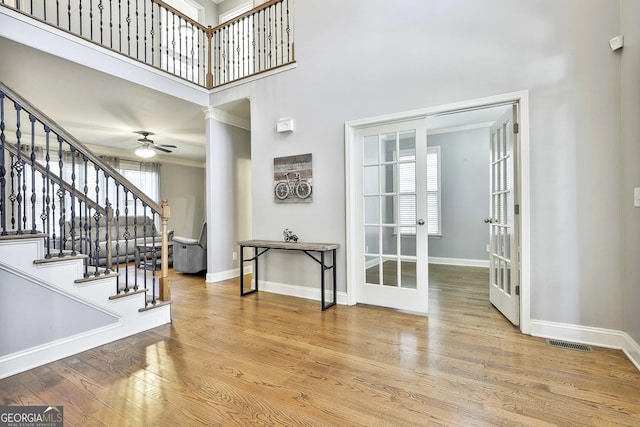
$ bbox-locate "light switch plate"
[634,187,640,207]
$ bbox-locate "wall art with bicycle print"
[273,153,313,203]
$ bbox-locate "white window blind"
[426,146,441,235]
[398,146,441,235]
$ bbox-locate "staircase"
[0,81,173,379]
[0,234,170,379]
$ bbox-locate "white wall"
[161,163,206,238]
[428,128,490,262]
[621,0,640,344]
[210,0,625,331]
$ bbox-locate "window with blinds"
[398,146,441,236]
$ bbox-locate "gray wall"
[161,163,206,238]
[0,269,117,356]
[210,0,626,331]
[621,0,640,345]
[428,128,490,262]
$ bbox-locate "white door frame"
[345,90,531,334]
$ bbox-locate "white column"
[203,106,235,283]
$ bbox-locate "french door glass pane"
[364,166,379,195]
[365,226,380,254]
[364,135,379,165]
[382,258,397,287]
[381,195,396,224]
[381,164,396,193]
[364,196,380,224]
[401,261,417,289]
[382,226,397,255]
[366,256,380,284]
[382,133,397,162]
[400,234,416,256]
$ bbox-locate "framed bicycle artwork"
[273,153,313,203]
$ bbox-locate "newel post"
[206,27,214,89]
[160,199,171,300]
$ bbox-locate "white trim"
[428,257,489,268]
[210,63,298,95]
[346,90,531,332]
[530,320,640,371]
[206,265,253,283]
[257,280,349,306]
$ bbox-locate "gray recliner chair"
[173,222,207,274]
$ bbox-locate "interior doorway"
[345,91,530,333]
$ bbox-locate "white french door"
[488,106,520,325]
[355,119,429,313]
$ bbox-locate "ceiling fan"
[134,131,177,158]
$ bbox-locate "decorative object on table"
[273,153,313,203]
[283,228,299,242]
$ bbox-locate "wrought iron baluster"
[98,0,103,43]
[268,6,272,68]
[118,0,122,52]
[79,0,83,35]
[43,0,47,21]
[171,12,176,73]
[124,189,130,291]
[165,9,170,71]
[56,0,60,27]
[9,152,16,232]
[93,163,100,275]
[15,102,24,235]
[135,0,139,59]
[142,203,148,303]
[67,0,71,31]
[114,183,122,292]
[143,0,147,62]
[274,3,278,66]
[103,172,111,274]
[69,146,77,254]
[286,0,290,61]
[126,0,131,55]
[252,12,256,74]
[133,200,138,290]
[0,91,6,235]
[89,0,93,40]
[43,127,52,257]
[56,135,65,255]
[82,156,90,276]
[28,113,37,233]
[109,0,113,48]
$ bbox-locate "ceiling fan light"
[135,146,156,159]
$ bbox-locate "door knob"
[484,218,494,224]
[417,219,425,225]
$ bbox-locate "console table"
[238,240,339,311]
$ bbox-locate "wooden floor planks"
[2,264,640,426]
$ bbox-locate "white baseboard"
[428,257,489,268]
[206,265,253,284]
[258,280,348,306]
[530,319,640,371]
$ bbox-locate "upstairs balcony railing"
[0,0,294,88]
[0,80,172,308]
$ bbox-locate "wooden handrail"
[0,82,162,214]
[208,0,284,34]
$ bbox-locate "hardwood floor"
[2,265,640,426]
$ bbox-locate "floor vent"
[546,339,593,352]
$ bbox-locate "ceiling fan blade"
[159,144,178,148]
[152,145,172,153]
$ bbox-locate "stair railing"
[0,0,295,88]
[0,80,171,307]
